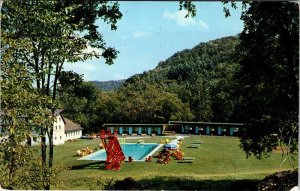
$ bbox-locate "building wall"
[65,130,82,141]
[27,114,83,145]
[53,114,65,145]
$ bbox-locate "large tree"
[236,2,298,160]
[0,62,57,189]
[58,71,99,133]
[2,0,121,189]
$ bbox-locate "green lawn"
[53,135,297,190]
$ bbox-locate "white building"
[63,118,83,141]
[30,110,83,145]
[52,113,65,145]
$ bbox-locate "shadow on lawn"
[135,177,258,191]
[70,163,259,190]
[91,176,259,191]
[70,161,106,170]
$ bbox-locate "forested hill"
[62,36,242,133]
[123,36,241,122]
[125,36,239,84]
[91,80,125,91]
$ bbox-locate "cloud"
[163,10,209,29]
[64,62,97,72]
[133,31,153,38]
[198,20,209,29]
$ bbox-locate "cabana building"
[103,121,244,136]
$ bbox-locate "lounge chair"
[178,157,195,163]
[193,140,203,144]
[183,157,195,160]
[188,144,199,148]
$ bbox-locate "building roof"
[103,123,167,127]
[64,117,83,132]
[54,109,64,115]
[169,121,245,127]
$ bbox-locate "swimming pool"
[79,143,163,162]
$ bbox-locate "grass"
[52,135,298,190]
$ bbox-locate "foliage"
[0,63,57,189]
[256,169,298,191]
[92,91,123,129]
[185,76,212,121]
[60,37,240,132]
[58,71,98,133]
[179,1,196,17]
[123,36,240,123]
[118,85,194,123]
[2,1,122,188]
[91,85,193,128]
[236,2,299,159]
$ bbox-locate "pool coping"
[77,143,163,162]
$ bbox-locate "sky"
[64,2,243,82]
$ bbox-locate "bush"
[257,169,298,191]
[114,177,143,190]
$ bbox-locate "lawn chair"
[188,144,199,148]
[193,140,203,144]
[178,157,195,163]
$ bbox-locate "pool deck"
[78,143,164,162]
[118,134,189,139]
[140,143,163,162]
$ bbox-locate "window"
[60,136,62,140]
[59,117,61,121]
[55,126,57,130]
[55,137,57,140]
[59,125,61,130]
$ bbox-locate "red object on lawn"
[99,129,126,170]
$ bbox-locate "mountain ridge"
[90,79,125,91]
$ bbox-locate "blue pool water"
[79,143,162,161]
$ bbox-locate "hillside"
[91,80,125,91]
[65,36,242,132]
[123,36,241,122]
[125,36,239,84]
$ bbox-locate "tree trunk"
[8,134,16,189]
[48,125,54,168]
[41,128,47,167]
[47,64,60,171]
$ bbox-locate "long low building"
[103,121,245,136]
[103,124,175,136]
[169,121,244,136]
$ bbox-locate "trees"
[123,36,240,123]
[115,85,193,123]
[2,0,122,189]
[210,62,240,122]
[0,63,57,189]
[236,2,298,159]
[92,85,193,126]
[186,76,212,121]
[58,71,99,133]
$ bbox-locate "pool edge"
[77,143,163,162]
[137,143,163,162]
